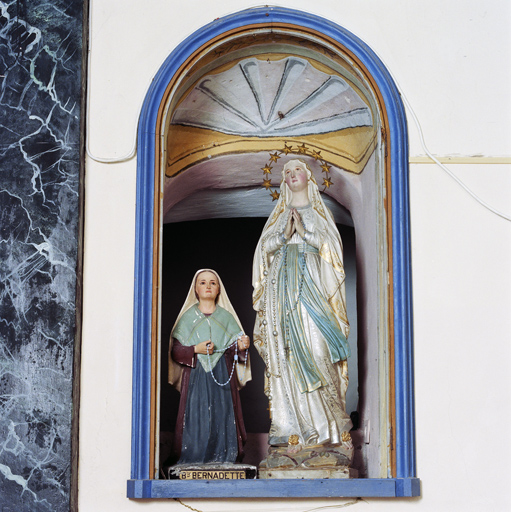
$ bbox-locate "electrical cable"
[340,24,511,223]
[85,0,141,163]
[399,88,511,222]
[84,6,511,222]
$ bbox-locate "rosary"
[201,318,248,386]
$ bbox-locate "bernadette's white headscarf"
[171,269,243,333]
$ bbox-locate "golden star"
[311,150,322,160]
[262,164,273,174]
[269,152,281,163]
[321,162,331,173]
[323,177,333,188]
[282,144,293,155]
[297,143,308,154]
[263,177,273,190]
[270,190,280,201]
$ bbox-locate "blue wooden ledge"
[127,478,421,498]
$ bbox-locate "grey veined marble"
[0,1,84,510]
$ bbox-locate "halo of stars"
[260,143,334,201]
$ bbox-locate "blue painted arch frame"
[129,6,419,498]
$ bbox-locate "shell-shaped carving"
[171,57,372,137]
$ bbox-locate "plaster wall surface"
[80,1,511,511]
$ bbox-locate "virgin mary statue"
[253,159,352,456]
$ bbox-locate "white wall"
[80,1,511,510]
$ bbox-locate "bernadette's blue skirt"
[178,357,237,464]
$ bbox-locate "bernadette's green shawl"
[172,304,242,371]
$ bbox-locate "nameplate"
[179,470,246,480]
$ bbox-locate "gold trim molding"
[409,156,511,164]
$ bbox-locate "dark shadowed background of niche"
[159,217,357,454]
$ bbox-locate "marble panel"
[0,1,84,510]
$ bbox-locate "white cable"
[344,25,511,223]
[85,6,511,222]
[399,90,511,222]
[85,0,141,163]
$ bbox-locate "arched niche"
[129,6,419,499]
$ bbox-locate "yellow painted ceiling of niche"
[166,125,376,177]
[165,51,377,177]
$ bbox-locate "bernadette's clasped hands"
[194,335,249,355]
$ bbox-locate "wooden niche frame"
[128,6,420,499]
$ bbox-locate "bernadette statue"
[169,269,251,465]
[253,159,353,474]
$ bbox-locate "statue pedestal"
[259,466,358,479]
[258,441,356,480]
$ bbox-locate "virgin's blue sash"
[278,243,350,393]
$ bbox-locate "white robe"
[253,182,351,447]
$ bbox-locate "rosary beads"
[204,327,248,387]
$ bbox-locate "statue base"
[258,439,356,480]
[259,466,358,479]
[165,462,257,480]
